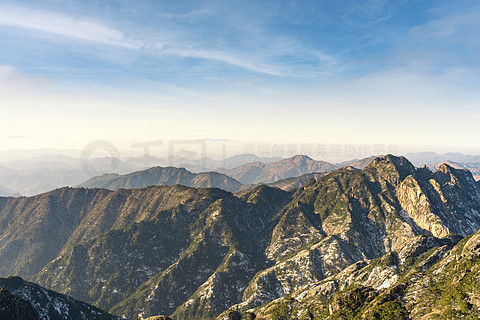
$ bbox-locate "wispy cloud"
[378,7,480,75]
[410,11,480,46]
[0,5,137,48]
[0,4,278,75]
[0,4,337,78]
[341,0,394,27]
[157,45,284,76]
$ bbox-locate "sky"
[0,0,480,160]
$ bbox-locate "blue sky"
[1,0,480,159]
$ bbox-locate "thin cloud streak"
[0,4,336,78]
[0,5,137,48]
[158,46,284,76]
[341,0,394,27]
[410,11,480,45]
[0,5,281,75]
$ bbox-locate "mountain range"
[0,154,283,196]
[216,155,336,184]
[79,155,377,193]
[78,166,242,193]
[0,157,138,196]
[6,151,480,197]
[142,154,284,173]
[0,155,480,319]
[405,151,480,166]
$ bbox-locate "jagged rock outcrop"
[223,228,480,319]
[216,156,480,319]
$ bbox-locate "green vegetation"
[367,299,408,320]
[269,295,294,320]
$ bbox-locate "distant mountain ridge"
[125,153,284,173]
[12,150,480,196]
[14,150,480,198]
[217,154,376,185]
[0,184,16,197]
[336,155,377,170]
[405,151,480,166]
[77,155,375,193]
[78,166,243,192]
[0,153,283,196]
[0,156,138,196]
[216,155,336,184]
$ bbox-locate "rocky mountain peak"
[364,154,416,189]
[433,162,476,187]
[436,162,456,175]
[288,154,313,164]
[370,154,415,175]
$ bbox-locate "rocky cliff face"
[224,229,479,320]
[0,155,479,319]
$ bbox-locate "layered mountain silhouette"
[0,156,139,196]
[77,155,337,192]
[126,153,283,173]
[5,150,480,197]
[78,166,243,192]
[405,151,480,166]
[0,153,283,196]
[0,155,480,319]
[78,155,376,193]
[0,183,16,197]
[216,155,336,184]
